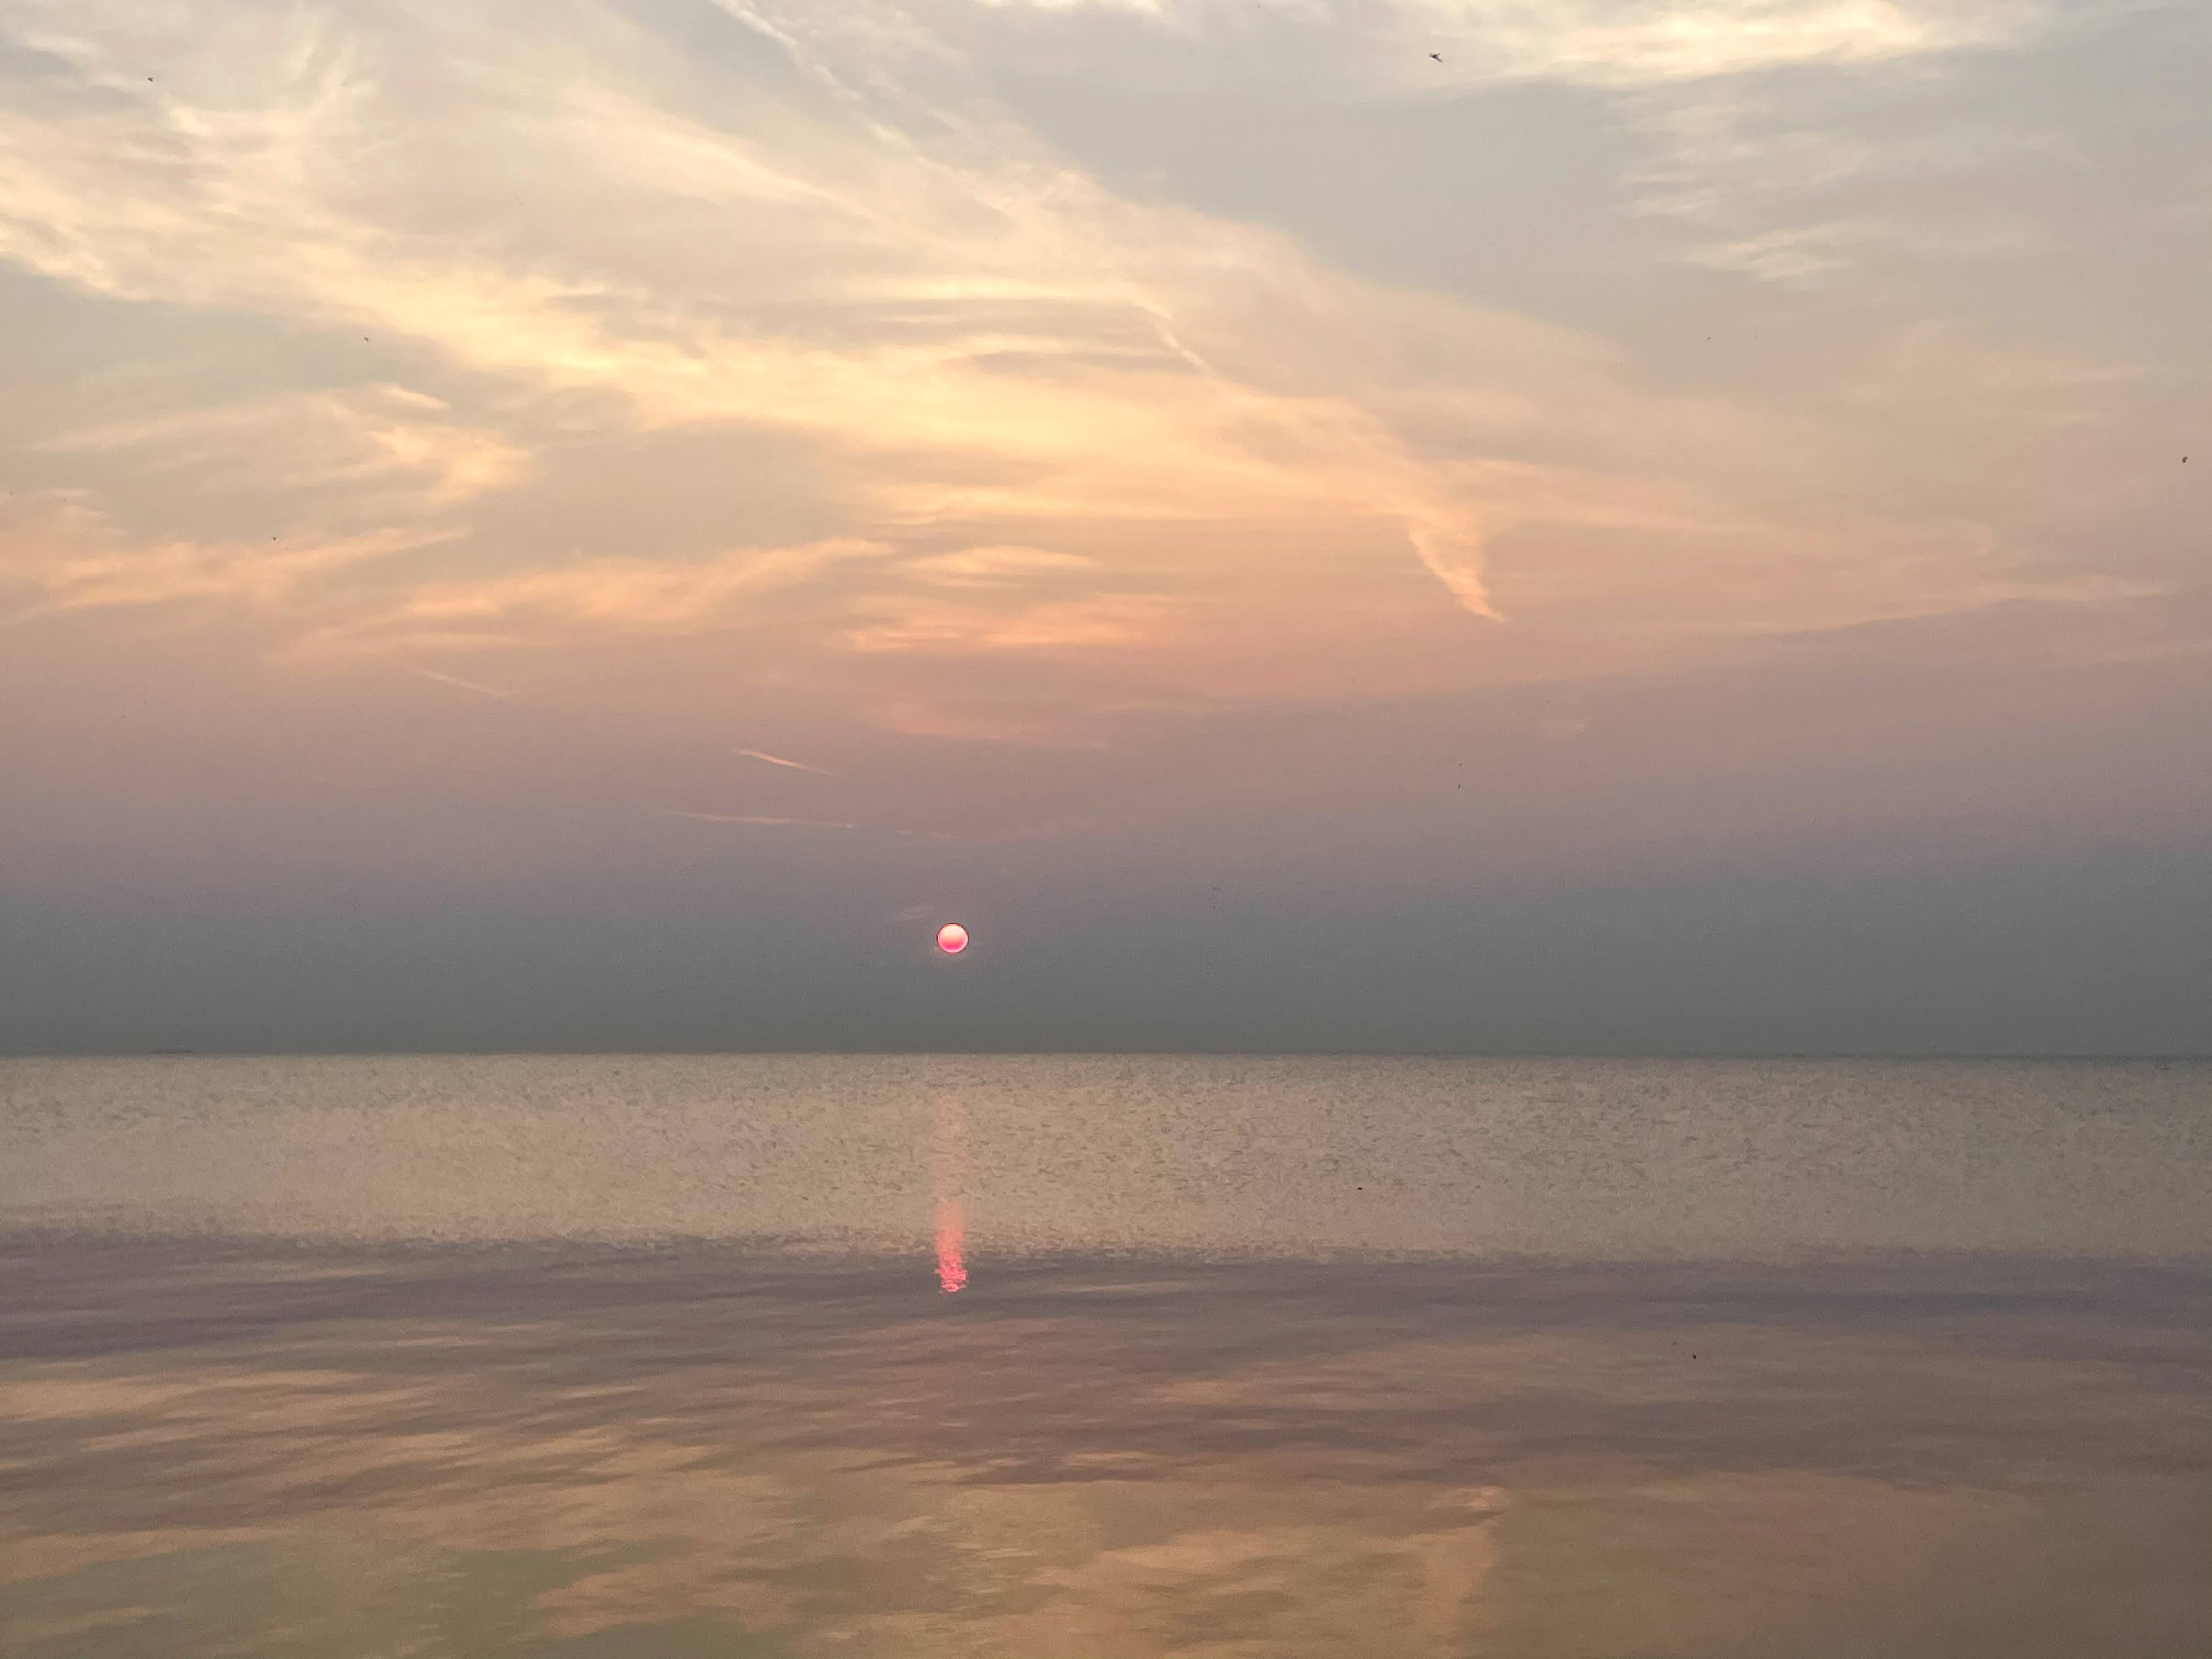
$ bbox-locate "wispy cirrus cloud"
[0,0,1605,636]
[0,0,2185,755]
[842,592,1183,654]
[0,490,449,624]
[735,748,836,775]
[957,0,2051,91]
[405,665,515,702]
[291,539,899,656]
[657,809,859,830]
[34,386,528,510]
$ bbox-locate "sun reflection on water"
[934,1093,967,1294]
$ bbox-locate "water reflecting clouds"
[2,1057,2207,1655]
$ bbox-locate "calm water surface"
[2,1056,2208,1656]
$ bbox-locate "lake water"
[3,1055,2208,1656]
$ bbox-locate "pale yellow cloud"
[903,545,1101,586]
[0,0,1511,619]
[1424,0,2045,87]
[0,491,444,623]
[0,0,2153,749]
[36,385,528,508]
[843,592,1182,653]
[294,539,898,654]
[971,0,2048,88]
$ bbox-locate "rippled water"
[3,1056,2208,1656]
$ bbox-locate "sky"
[1,0,2207,1054]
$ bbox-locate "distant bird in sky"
[1430,53,1442,61]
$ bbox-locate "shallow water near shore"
[3,1056,2208,1656]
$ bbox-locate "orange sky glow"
[1,0,2206,1052]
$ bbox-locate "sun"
[935,923,969,955]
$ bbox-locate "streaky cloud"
[658,809,860,830]
[405,666,515,702]
[735,747,836,775]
